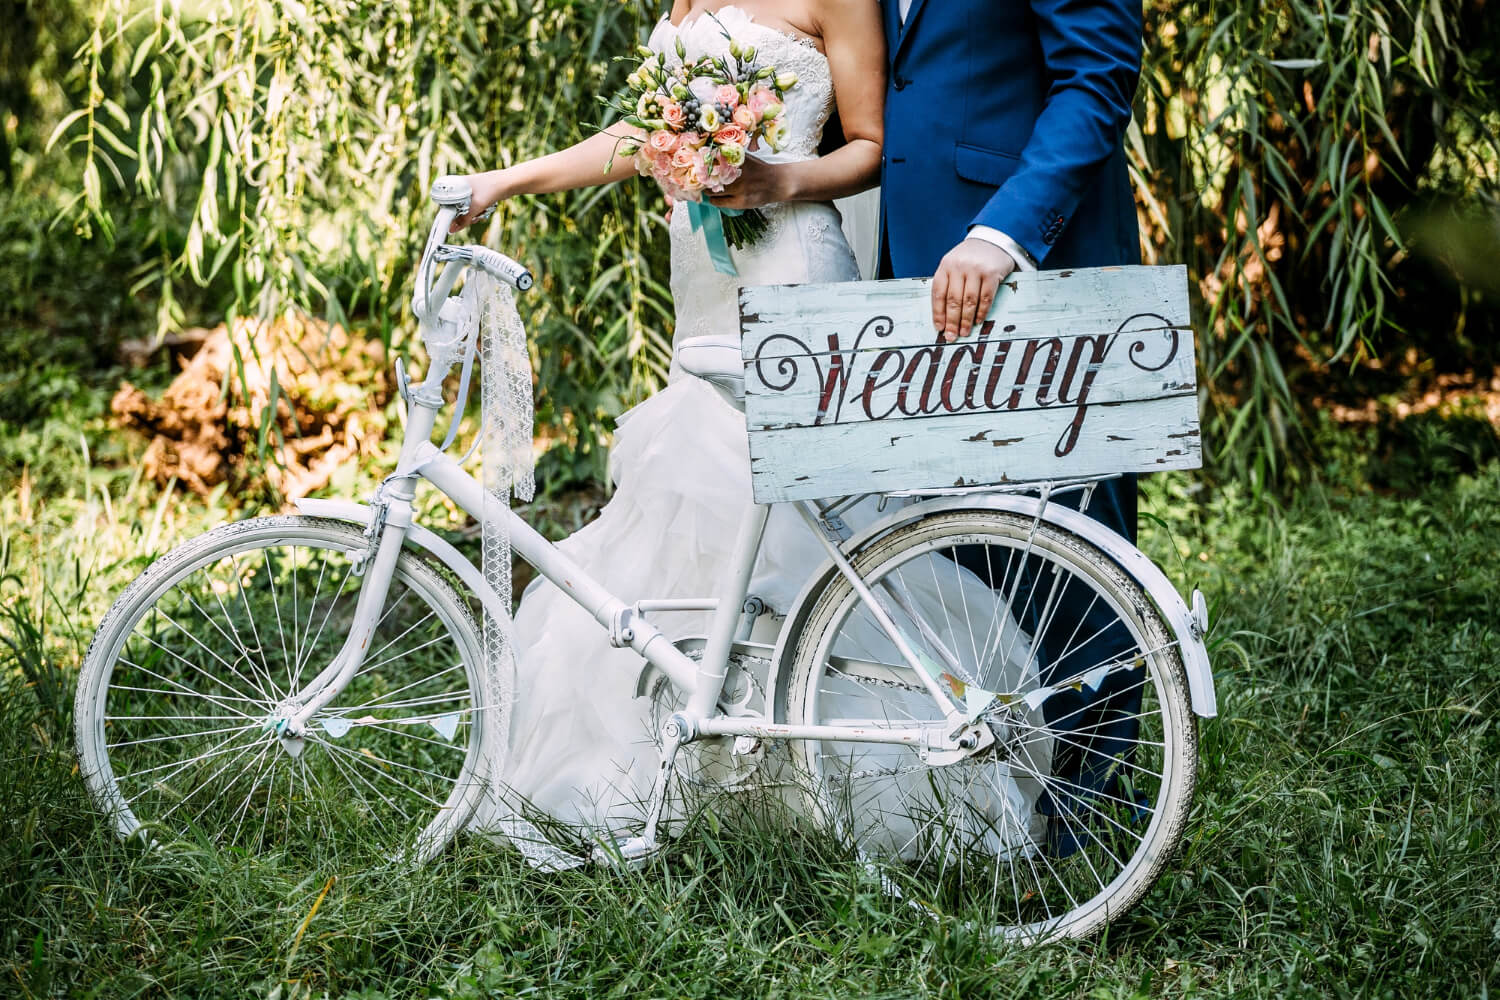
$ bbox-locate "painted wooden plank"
[738,265,1200,504]
[744,324,1194,431]
[747,395,1202,503]
[740,265,1190,360]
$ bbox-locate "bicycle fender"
[768,495,1217,720]
[293,498,511,631]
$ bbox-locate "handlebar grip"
[429,175,473,212]
[470,246,535,292]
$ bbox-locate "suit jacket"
[879,0,1143,277]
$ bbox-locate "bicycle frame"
[275,185,1025,763]
[282,359,983,760]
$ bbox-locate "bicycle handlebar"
[411,176,534,327]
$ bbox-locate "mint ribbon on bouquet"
[686,200,742,276]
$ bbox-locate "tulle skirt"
[492,375,825,831]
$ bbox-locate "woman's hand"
[707,156,792,211]
[450,170,513,231]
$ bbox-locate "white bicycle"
[75,178,1217,941]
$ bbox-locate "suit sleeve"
[968,0,1141,265]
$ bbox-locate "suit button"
[893,76,910,91]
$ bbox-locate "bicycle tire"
[74,516,489,865]
[784,509,1197,941]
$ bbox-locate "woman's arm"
[451,124,644,230]
[708,0,885,210]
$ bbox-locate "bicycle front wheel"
[74,516,488,865]
[786,509,1197,941]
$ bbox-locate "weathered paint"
[739,266,1200,503]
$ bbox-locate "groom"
[878,0,1147,855]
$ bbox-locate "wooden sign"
[738,265,1200,504]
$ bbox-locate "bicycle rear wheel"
[74,516,488,865]
[785,509,1197,941]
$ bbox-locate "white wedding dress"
[473,8,1044,860]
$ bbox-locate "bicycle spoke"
[200,740,276,839]
[340,685,471,714]
[294,555,357,694]
[228,551,279,700]
[362,721,472,752]
[308,736,446,809]
[171,585,279,699]
[128,629,264,713]
[108,713,246,723]
[290,546,303,696]
[203,566,278,699]
[107,721,263,750]
[109,679,264,706]
[155,736,270,830]
[356,601,436,675]
[120,727,265,797]
[263,547,295,696]
[353,630,449,681]
[318,739,406,833]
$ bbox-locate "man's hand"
[931,237,1017,342]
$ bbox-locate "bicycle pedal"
[591,835,661,869]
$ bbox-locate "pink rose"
[648,130,678,154]
[747,86,776,116]
[678,130,703,148]
[668,168,693,195]
[671,145,699,169]
[660,100,685,128]
[715,84,740,107]
[732,105,756,129]
[713,124,749,147]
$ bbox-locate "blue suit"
[879,0,1143,275]
[878,0,1147,856]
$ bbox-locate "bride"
[452,0,887,842]
[452,2,1044,859]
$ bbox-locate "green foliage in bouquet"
[602,32,797,251]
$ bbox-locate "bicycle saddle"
[676,335,745,409]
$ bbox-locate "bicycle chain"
[821,665,1039,784]
[656,651,1029,789]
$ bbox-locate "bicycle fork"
[265,401,445,751]
[266,480,417,752]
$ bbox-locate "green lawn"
[3,426,1498,997]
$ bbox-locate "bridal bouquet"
[606,34,798,265]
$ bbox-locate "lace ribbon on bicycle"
[469,272,588,871]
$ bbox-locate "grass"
[3,420,1499,998]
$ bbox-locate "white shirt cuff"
[968,225,1039,271]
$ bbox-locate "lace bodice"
[646,6,835,162]
[643,7,857,356]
